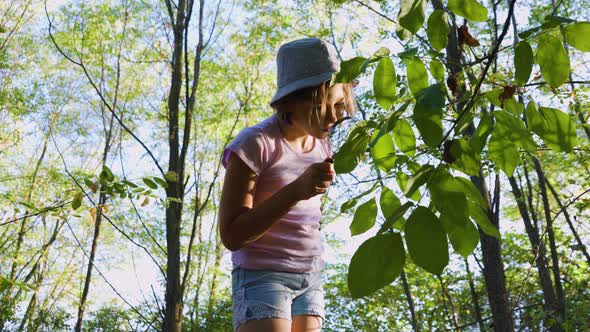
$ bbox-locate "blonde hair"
[271,82,356,127]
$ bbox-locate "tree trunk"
[532,158,566,322]
[400,270,420,332]
[464,257,485,332]
[545,179,590,265]
[508,175,562,332]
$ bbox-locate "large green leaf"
[392,118,416,156]
[370,132,396,172]
[440,214,479,258]
[428,169,470,227]
[455,177,486,209]
[332,48,391,84]
[494,111,537,153]
[380,186,402,219]
[334,122,371,174]
[514,41,533,86]
[405,206,449,274]
[348,233,406,298]
[525,103,577,152]
[467,201,500,238]
[397,0,427,39]
[470,112,492,153]
[448,138,480,176]
[374,57,397,110]
[397,172,421,201]
[427,10,450,51]
[413,84,445,147]
[332,57,368,84]
[430,59,445,83]
[350,197,378,236]
[488,133,519,176]
[564,22,590,52]
[404,164,435,198]
[403,57,429,96]
[447,0,488,22]
[536,34,570,88]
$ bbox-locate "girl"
[219,38,356,332]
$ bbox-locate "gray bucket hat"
[270,38,340,106]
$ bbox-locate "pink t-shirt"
[221,113,331,273]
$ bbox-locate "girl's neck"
[276,114,314,153]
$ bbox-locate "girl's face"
[291,83,346,139]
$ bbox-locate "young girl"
[219,38,355,332]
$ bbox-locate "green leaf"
[404,164,434,198]
[332,48,390,84]
[470,112,492,153]
[397,0,427,39]
[378,202,413,233]
[153,177,169,189]
[334,122,371,174]
[392,118,416,156]
[503,98,524,117]
[455,177,486,209]
[348,233,405,298]
[484,89,503,108]
[404,57,429,96]
[350,197,378,236]
[447,0,488,22]
[448,138,480,176]
[164,171,178,183]
[72,192,83,210]
[427,10,450,51]
[514,41,533,85]
[428,169,470,226]
[397,172,421,201]
[564,22,590,52]
[494,111,537,153]
[380,186,402,219]
[373,57,396,110]
[536,34,570,88]
[370,132,396,172]
[341,198,358,213]
[467,201,500,238]
[430,59,445,83]
[526,103,577,152]
[413,84,445,147]
[100,166,115,183]
[488,133,519,176]
[440,214,479,257]
[405,206,449,274]
[332,57,368,83]
[142,177,158,190]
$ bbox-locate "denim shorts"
[231,266,325,331]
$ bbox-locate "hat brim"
[270,71,335,106]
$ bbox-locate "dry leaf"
[499,85,516,103]
[458,24,480,48]
[141,197,149,207]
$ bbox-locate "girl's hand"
[293,158,335,200]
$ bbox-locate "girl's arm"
[218,152,333,251]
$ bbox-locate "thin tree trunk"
[531,158,566,321]
[0,131,50,330]
[400,270,420,332]
[464,257,485,332]
[545,179,590,265]
[508,175,562,332]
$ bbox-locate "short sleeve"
[222,128,269,175]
